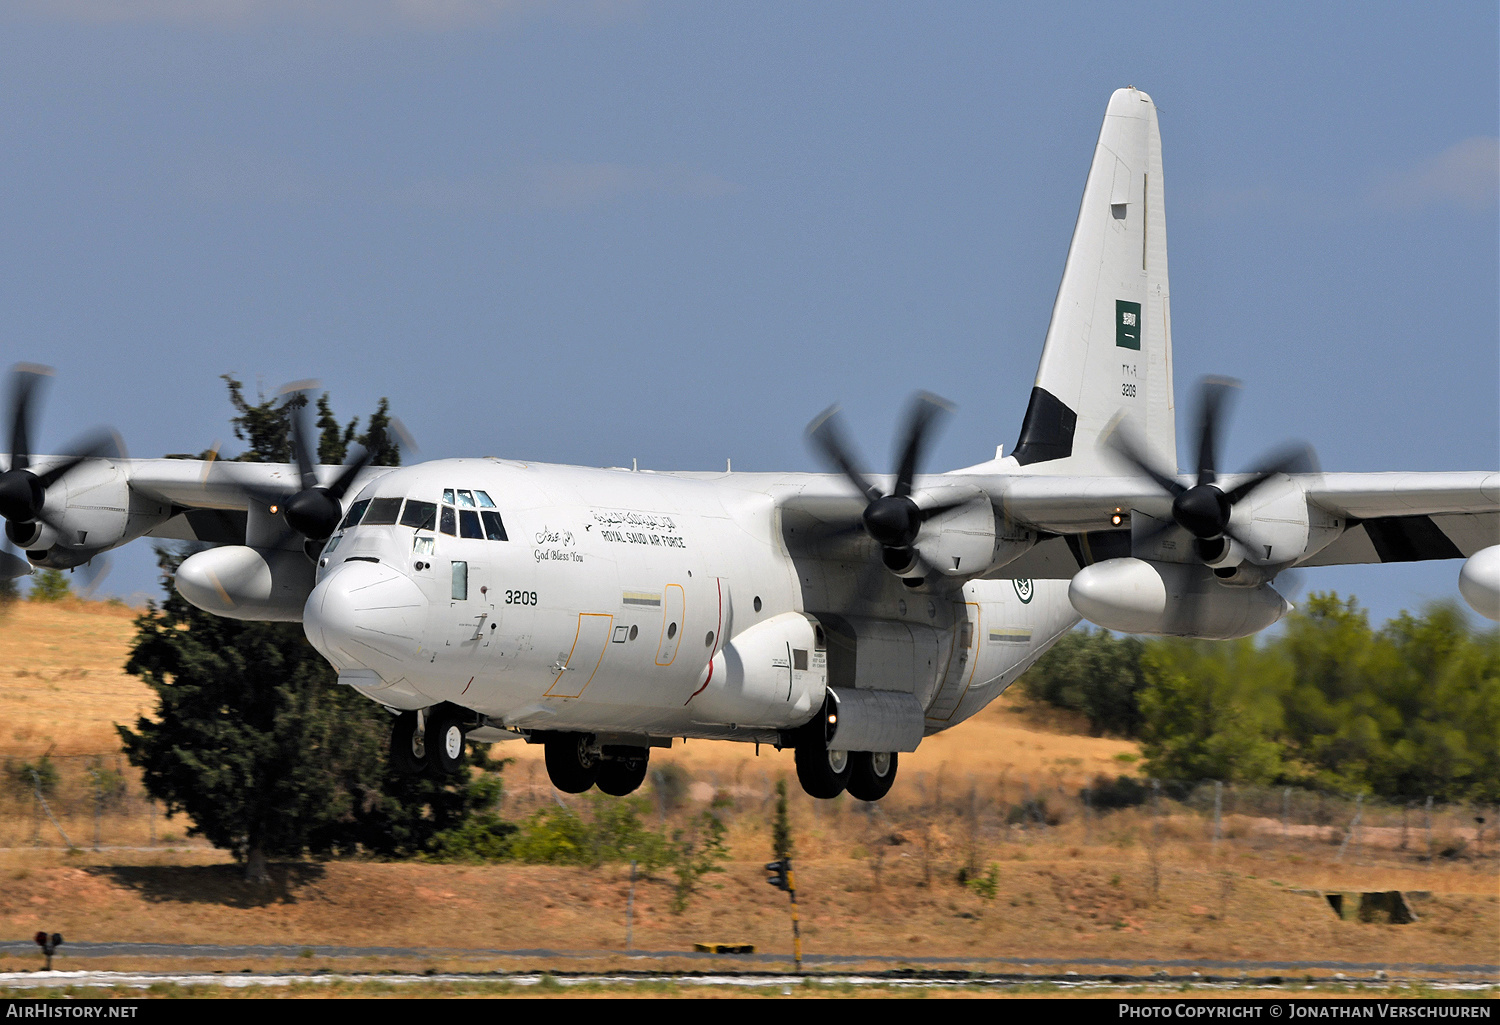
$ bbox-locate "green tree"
[118,547,501,880]
[315,393,358,466]
[1137,637,1288,784]
[1019,627,1147,737]
[27,569,71,602]
[771,777,793,860]
[357,397,401,467]
[222,376,399,466]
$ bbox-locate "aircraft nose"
[303,560,427,679]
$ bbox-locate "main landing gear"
[389,704,471,780]
[542,733,650,796]
[795,746,898,802]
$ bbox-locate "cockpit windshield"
[339,490,507,542]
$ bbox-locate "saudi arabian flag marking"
[1116,299,1141,350]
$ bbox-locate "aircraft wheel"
[544,734,599,794]
[425,703,469,778]
[846,751,898,802]
[794,745,850,799]
[389,711,429,777]
[596,749,650,797]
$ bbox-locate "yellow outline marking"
[545,613,614,698]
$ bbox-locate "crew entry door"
[547,613,614,699]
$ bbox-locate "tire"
[846,751,898,802]
[425,704,469,778]
[544,734,599,794]
[389,711,429,777]
[794,745,851,799]
[596,749,649,796]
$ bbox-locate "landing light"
[1111,512,1123,526]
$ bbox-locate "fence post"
[1336,794,1364,863]
[1424,796,1433,869]
[626,860,637,951]
[91,769,102,852]
[1213,781,1222,847]
[1281,787,1290,845]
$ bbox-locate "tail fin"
[1011,87,1176,475]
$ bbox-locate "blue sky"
[1,1,1496,626]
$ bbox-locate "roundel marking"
[1013,578,1034,604]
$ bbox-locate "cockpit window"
[363,497,403,526]
[438,489,509,541]
[400,500,437,531]
[340,499,370,529]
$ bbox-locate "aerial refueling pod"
[1459,545,1500,622]
[1068,557,1290,640]
[175,545,316,622]
[689,612,827,729]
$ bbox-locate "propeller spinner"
[1106,377,1317,562]
[807,392,962,577]
[236,384,384,548]
[0,364,124,558]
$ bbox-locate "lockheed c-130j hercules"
[2,88,1496,802]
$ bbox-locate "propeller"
[1106,377,1317,563]
[807,392,962,578]
[0,364,124,551]
[222,382,387,550]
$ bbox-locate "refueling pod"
[1459,545,1500,622]
[1069,557,1291,640]
[175,545,316,622]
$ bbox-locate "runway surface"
[0,941,1494,979]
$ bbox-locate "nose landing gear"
[389,703,472,780]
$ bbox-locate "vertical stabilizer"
[1012,87,1176,475]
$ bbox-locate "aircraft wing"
[126,458,396,545]
[969,469,1499,569]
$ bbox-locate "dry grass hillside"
[0,597,1493,978]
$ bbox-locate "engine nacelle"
[688,612,827,729]
[1459,545,1500,622]
[1069,557,1291,640]
[913,485,1000,576]
[176,545,316,622]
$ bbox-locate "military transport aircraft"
[2,88,1496,802]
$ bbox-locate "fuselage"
[300,457,1079,745]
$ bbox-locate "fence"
[0,752,193,850]
[3,748,1495,878]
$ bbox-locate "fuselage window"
[458,509,483,539]
[440,506,456,536]
[481,510,508,541]
[340,499,370,529]
[451,561,468,600]
[401,500,437,531]
[475,490,497,508]
[363,497,402,525]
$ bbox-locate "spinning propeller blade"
[806,391,956,581]
[1105,377,1317,564]
[0,364,126,548]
